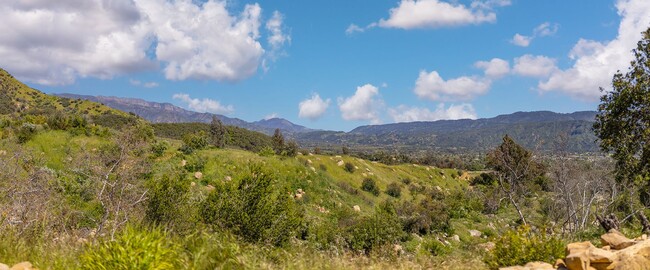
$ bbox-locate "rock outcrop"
[502,229,650,270]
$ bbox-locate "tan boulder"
[194,171,203,179]
[587,247,615,270]
[10,262,35,270]
[601,229,636,250]
[353,205,361,212]
[565,251,590,270]
[609,240,650,270]
[0,263,9,270]
[337,160,344,166]
[566,241,595,256]
[499,262,554,270]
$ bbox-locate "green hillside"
[0,68,140,129]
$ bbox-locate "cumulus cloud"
[338,84,384,124]
[513,55,558,78]
[298,93,331,120]
[414,70,491,101]
[129,79,159,88]
[0,0,289,85]
[172,93,234,115]
[538,0,650,100]
[377,0,509,29]
[510,22,559,47]
[0,0,152,85]
[389,103,477,123]
[474,58,510,78]
[511,33,532,47]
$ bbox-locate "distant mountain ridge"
[296,111,600,153]
[55,93,600,153]
[56,93,312,135]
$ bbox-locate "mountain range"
[55,93,312,135]
[57,93,600,154]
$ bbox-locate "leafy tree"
[272,128,285,154]
[284,140,299,157]
[487,135,540,225]
[594,27,650,185]
[209,116,226,148]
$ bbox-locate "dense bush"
[81,226,180,270]
[150,141,168,158]
[146,174,190,226]
[258,146,275,157]
[200,165,304,246]
[344,162,355,173]
[344,201,404,254]
[386,182,401,198]
[16,123,38,143]
[483,226,564,269]
[471,172,497,186]
[181,131,209,154]
[361,178,380,196]
[398,197,450,235]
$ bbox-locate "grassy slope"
[0,68,131,117]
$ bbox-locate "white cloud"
[510,22,559,47]
[129,79,159,88]
[377,0,505,29]
[0,0,152,85]
[172,93,234,115]
[511,33,532,47]
[338,84,384,124]
[298,93,331,120]
[266,11,290,50]
[346,24,365,35]
[0,0,288,85]
[389,103,477,122]
[538,0,650,100]
[513,54,558,78]
[264,113,279,120]
[474,58,510,78]
[414,70,491,101]
[534,22,559,37]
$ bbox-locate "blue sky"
[1,0,648,131]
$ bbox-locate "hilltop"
[0,69,140,129]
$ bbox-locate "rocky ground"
[503,229,650,270]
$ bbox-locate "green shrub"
[344,201,404,254]
[184,154,206,173]
[81,226,180,270]
[258,146,275,157]
[361,178,380,196]
[483,226,564,269]
[181,131,209,153]
[421,236,450,256]
[146,174,190,226]
[181,231,246,269]
[16,123,37,143]
[344,162,355,173]
[150,141,168,158]
[471,173,497,186]
[386,182,401,198]
[397,197,450,235]
[200,165,304,246]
